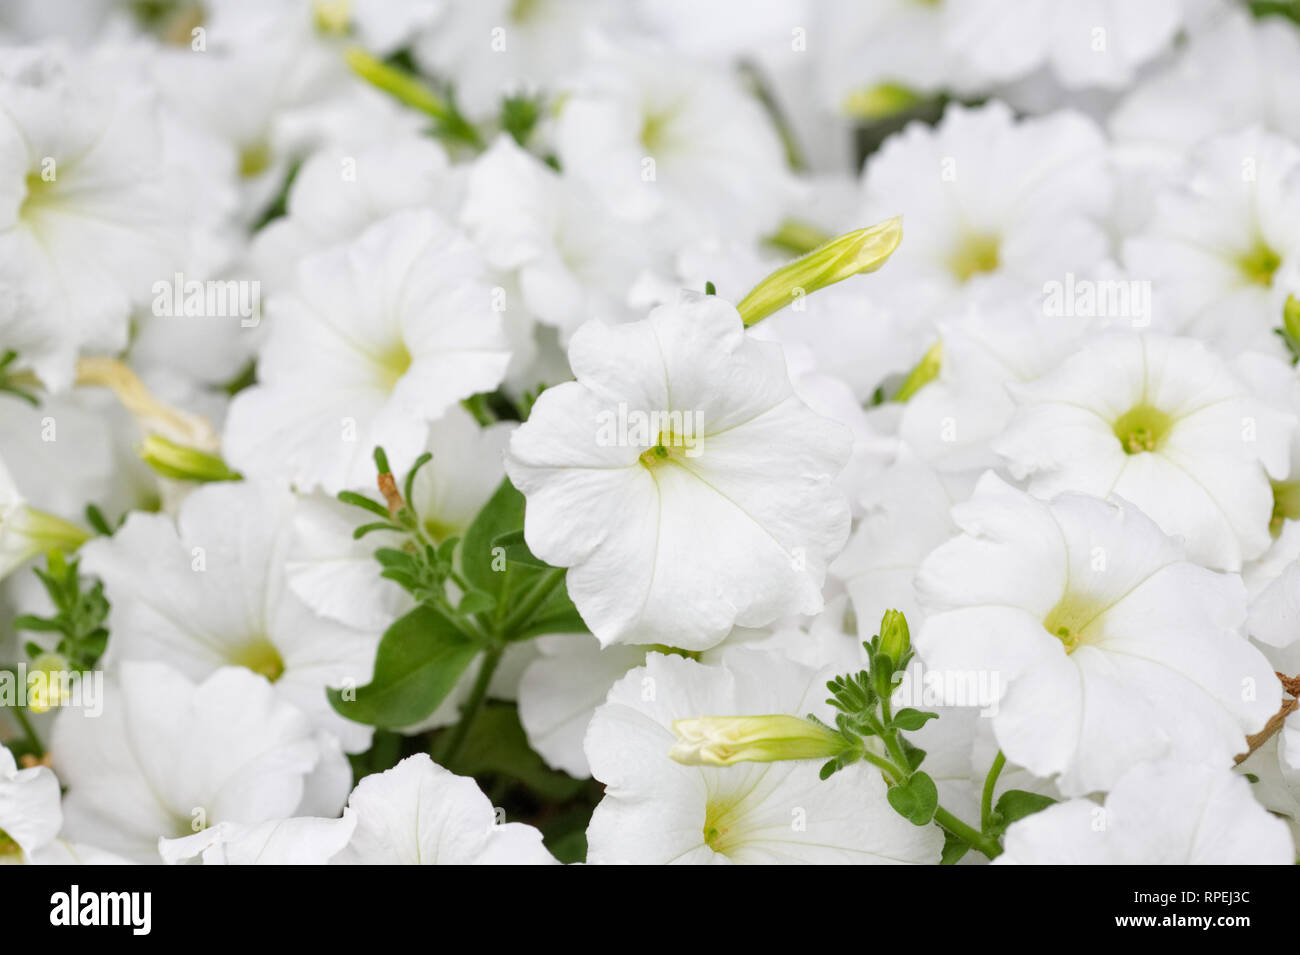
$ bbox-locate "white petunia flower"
[996,332,1294,570]
[1124,128,1300,357]
[412,0,617,120]
[224,211,512,493]
[52,662,337,863]
[0,741,130,865]
[815,0,975,111]
[159,814,357,866]
[943,0,1186,91]
[555,43,797,242]
[0,453,91,583]
[584,649,944,864]
[1235,722,1300,846]
[1234,351,1300,652]
[505,293,852,650]
[995,759,1293,865]
[856,103,1112,327]
[1112,8,1300,154]
[333,754,556,865]
[250,136,460,294]
[1246,519,1300,655]
[831,457,973,631]
[516,619,776,778]
[915,474,1281,796]
[0,742,60,862]
[515,634,649,779]
[461,134,646,338]
[896,305,1096,475]
[153,2,425,223]
[80,480,379,752]
[0,45,188,389]
[201,0,438,59]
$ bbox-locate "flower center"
[21,170,58,219]
[948,232,1000,282]
[1271,480,1300,536]
[313,0,352,34]
[375,341,413,388]
[509,0,542,22]
[1042,592,1103,654]
[238,141,273,179]
[0,828,21,859]
[640,107,678,155]
[1238,239,1281,287]
[423,514,459,543]
[702,791,748,857]
[231,638,285,682]
[638,431,689,469]
[1112,403,1174,455]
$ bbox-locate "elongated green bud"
[669,714,845,766]
[140,434,241,483]
[343,47,482,147]
[736,217,903,326]
[893,341,942,402]
[878,609,911,667]
[1284,294,1300,344]
[842,83,923,121]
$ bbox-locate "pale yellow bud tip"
[669,714,844,767]
[736,217,903,326]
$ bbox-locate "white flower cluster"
[1,0,1299,867]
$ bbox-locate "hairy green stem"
[935,806,1002,860]
[981,750,1007,834]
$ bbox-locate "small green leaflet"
[328,604,480,728]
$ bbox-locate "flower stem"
[981,750,1007,833]
[12,703,44,759]
[935,806,1002,861]
[866,745,1003,860]
[436,647,501,769]
[859,748,903,784]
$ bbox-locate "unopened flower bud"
[879,609,911,667]
[735,217,903,326]
[140,434,241,483]
[669,714,844,766]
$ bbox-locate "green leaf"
[460,478,526,595]
[458,477,590,640]
[13,615,65,633]
[327,604,481,728]
[373,548,418,570]
[501,93,543,147]
[504,579,587,641]
[353,521,403,539]
[886,771,938,826]
[458,589,497,615]
[940,830,972,865]
[544,826,588,866]
[987,789,1057,838]
[84,504,113,537]
[490,530,549,569]
[891,708,939,731]
[897,737,927,772]
[435,536,460,566]
[403,452,433,505]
